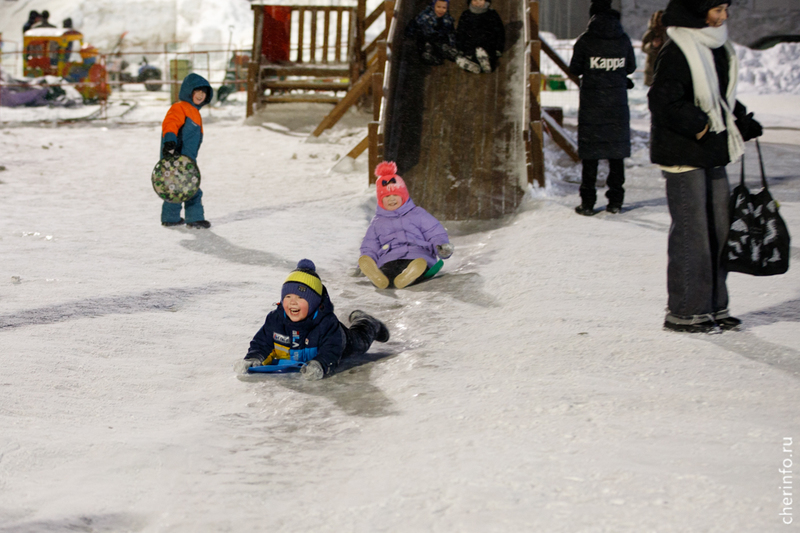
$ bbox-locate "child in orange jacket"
[160,73,213,228]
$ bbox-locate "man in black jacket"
[648,0,762,333]
[570,0,636,216]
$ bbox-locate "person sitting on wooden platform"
[406,0,459,65]
[455,0,505,73]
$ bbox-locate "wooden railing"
[291,6,355,64]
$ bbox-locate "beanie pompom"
[296,258,316,272]
[375,161,398,178]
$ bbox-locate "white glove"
[300,360,324,381]
[234,357,261,374]
[436,243,454,259]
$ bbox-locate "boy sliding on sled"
[359,161,454,289]
[237,260,390,381]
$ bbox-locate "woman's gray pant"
[664,167,731,324]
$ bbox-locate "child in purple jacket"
[359,161,454,289]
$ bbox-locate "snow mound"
[735,42,800,95]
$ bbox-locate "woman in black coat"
[648,0,762,333]
[569,0,636,215]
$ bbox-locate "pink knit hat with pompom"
[375,161,410,208]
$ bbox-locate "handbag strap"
[740,151,746,187]
[755,139,768,190]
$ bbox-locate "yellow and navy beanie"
[281,259,324,312]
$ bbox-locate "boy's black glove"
[626,78,634,89]
[161,141,177,159]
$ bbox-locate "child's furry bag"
[725,140,790,276]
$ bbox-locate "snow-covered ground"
[1,85,799,531]
[2,3,800,531]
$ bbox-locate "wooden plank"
[266,94,340,104]
[296,8,305,63]
[363,28,388,58]
[347,134,369,159]
[322,10,330,63]
[529,121,545,186]
[541,37,580,86]
[372,71,383,121]
[335,8,343,63]
[529,72,541,120]
[261,65,350,77]
[530,39,541,72]
[385,0,395,27]
[348,10,358,83]
[310,10,318,63]
[364,1,386,29]
[247,7,265,117]
[265,80,349,91]
[541,110,580,162]
[529,1,539,37]
[311,61,380,136]
[368,121,379,184]
[357,0,367,69]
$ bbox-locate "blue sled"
[247,359,305,374]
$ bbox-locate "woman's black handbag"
[725,140,791,276]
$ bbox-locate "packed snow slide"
[383,0,529,220]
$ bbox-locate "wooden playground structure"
[246,0,578,220]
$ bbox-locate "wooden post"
[385,0,395,28]
[357,0,367,71]
[322,10,331,63]
[372,71,383,122]
[528,1,545,187]
[297,8,305,63]
[529,121,545,187]
[368,121,380,184]
[310,10,318,63]
[246,6,265,118]
[335,8,344,63]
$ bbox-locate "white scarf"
[666,23,744,162]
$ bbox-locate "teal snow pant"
[161,189,204,224]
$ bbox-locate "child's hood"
[179,73,213,109]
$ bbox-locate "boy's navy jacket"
[569,13,636,160]
[246,287,345,374]
[360,199,450,268]
[160,73,213,161]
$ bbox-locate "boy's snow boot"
[162,218,185,227]
[358,255,390,289]
[187,220,211,229]
[394,258,427,289]
[574,205,596,216]
[456,55,481,74]
[475,48,491,73]
[349,310,390,342]
[606,204,622,214]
